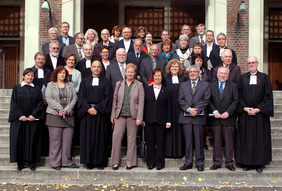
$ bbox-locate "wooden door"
[0,42,20,89]
[269,42,282,90]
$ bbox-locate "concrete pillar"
[249,0,264,72]
[24,0,40,68]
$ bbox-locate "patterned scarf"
[161,50,173,63]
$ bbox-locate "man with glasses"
[62,32,85,61]
[236,56,273,173]
[42,27,65,56]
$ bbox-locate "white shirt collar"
[21,81,34,87]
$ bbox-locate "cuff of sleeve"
[186,107,191,112]
[166,122,171,126]
[213,110,218,114]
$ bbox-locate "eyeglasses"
[52,47,59,50]
[247,61,258,65]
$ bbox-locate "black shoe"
[68,164,79,168]
[52,166,61,170]
[243,167,250,171]
[204,144,209,150]
[197,165,204,171]
[30,166,35,171]
[126,166,135,170]
[112,165,119,170]
[147,166,154,170]
[156,166,163,170]
[97,166,105,170]
[256,167,263,173]
[226,165,235,171]
[179,164,192,170]
[87,164,94,170]
[17,165,24,171]
[210,164,221,170]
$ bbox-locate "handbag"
[137,124,146,158]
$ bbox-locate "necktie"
[219,82,224,93]
[78,47,82,60]
[136,53,139,63]
[120,64,125,79]
[192,81,196,94]
[152,60,156,69]
[200,35,204,45]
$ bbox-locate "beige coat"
[111,79,144,121]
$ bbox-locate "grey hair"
[48,27,59,34]
[49,40,60,48]
[34,51,46,60]
[179,35,189,41]
[217,32,227,39]
[189,65,200,73]
[222,49,233,56]
[116,48,126,54]
[83,43,92,49]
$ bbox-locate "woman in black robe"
[78,60,112,170]
[164,59,187,158]
[9,68,44,171]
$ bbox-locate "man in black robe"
[78,60,112,170]
[236,56,273,173]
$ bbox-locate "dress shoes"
[97,166,105,170]
[256,167,263,173]
[52,166,61,170]
[203,144,209,150]
[17,165,25,171]
[112,165,119,170]
[210,164,221,170]
[126,166,136,170]
[29,166,36,171]
[243,167,250,171]
[156,166,163,170]
[226,165,235,171]
[147,166,154,170]
[179,164,192,170]
[197,165,204,171]
[87,164,94,170]
[68,164,79,168]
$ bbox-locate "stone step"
[0,117,9,125]
[0,89,12,97]
[0,102,10,109]
[270,119,282,127]
[0,96,11,103]
[274,104,282,112]
[1,166,282,182]
[0,109,9,117]
[0,125,9,134]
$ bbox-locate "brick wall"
[39,0,62,50]
[227,0,249,74]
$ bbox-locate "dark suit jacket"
[105,61,124,90]
[57,35,75,46]
[75,57,95,80]
[178,80,210,125]
[31,65,52,89]
[45,54,65,71]
[62,44,80,61]
[208,81,239,126]
[212,64,241,83]
[210,46,237,68]
[93,41,118,61]
[42,41,65,56]
[117,39,134,53]
[126,51,150,75]
[140,57,167,86]
[111,79,144,121]
[144,85,171,125]
[202,43,219,58]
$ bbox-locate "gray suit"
[140,57,166,86]
[110,79,145,167]
[105,62,124,90]
[178,80,210,167]
[62,44,80,61]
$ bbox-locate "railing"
[0,50,7,89]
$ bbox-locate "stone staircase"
[0,89,282,185]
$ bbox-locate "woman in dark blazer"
[187,53,211,83]
[45,66,77,170]
[164,59,187,158]
[144,67,171,170]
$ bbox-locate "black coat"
[126,51,149,75]
[44,54,66,71]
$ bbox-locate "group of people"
[9,22,273,173]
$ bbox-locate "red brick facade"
[39,0,62,50]
[227,0,249,74]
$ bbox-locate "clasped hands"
[214,112,229,119]
[59,109,68,119]
[87,107,97,116]
[244,107,260,116]
[19,115,35,121]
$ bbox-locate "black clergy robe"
[236,71,273,166]
[9,84,44,163]
[78,75,112,166]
